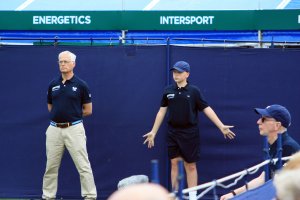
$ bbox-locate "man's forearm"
[82,103,92,117]
[232,172,265,195]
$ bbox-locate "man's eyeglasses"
[261,117,276,123]
[58,60,73,64]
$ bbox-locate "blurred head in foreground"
[108,183,171,200]
[273,152,300,200]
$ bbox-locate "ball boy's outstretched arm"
[143,107,167,148]
[203,107,235,139]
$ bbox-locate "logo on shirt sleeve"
[167,93,175,99]
[52,85,60,91]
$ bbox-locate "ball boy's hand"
[221,125,235,139]
[143,132,156,148]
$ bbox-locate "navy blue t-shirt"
[47,75,92,123]
[268,132,300,179]
[160,83,209,128]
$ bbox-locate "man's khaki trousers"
[42,123,97,199]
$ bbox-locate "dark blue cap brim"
[254,108,272,117]
[170,67,185,73]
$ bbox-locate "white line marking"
[143,0,160,10]
[15,0,35,11]
[276,0,291,9]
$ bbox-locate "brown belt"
[50,120,82,128]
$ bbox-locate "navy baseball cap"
[254,104,291,128]
[170,61,190,73]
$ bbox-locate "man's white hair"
[59,51,76,62]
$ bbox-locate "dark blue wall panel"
[0,46,300,199]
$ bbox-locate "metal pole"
[166,37,171,86]
[258,30,263,48]
[177,159,185,200]
[277,134,283,169]
[263,136,270,182]
[151,159,160,184]
[120,30,127,44]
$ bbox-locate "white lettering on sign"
[33,15,91,25]
[160,16,214,25]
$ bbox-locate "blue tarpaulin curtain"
[0,46,300,199]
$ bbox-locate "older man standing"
[42,51,97,200]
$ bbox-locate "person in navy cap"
[143,61,235,194]
[220,104,300,200]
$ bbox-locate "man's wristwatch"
[231,190,236,196]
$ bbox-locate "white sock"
[189,191,197,200]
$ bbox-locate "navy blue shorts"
[167,126,200,163]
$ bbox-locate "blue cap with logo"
[254,104,291,128]
[170,61,190,73]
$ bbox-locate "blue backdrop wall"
[0,46,299,199]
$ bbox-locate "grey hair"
[273,169,300,200]
[59,51,76,62]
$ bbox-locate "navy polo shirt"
[161,83,209,128]
[47,75,92,123]
[268,132,300,179]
